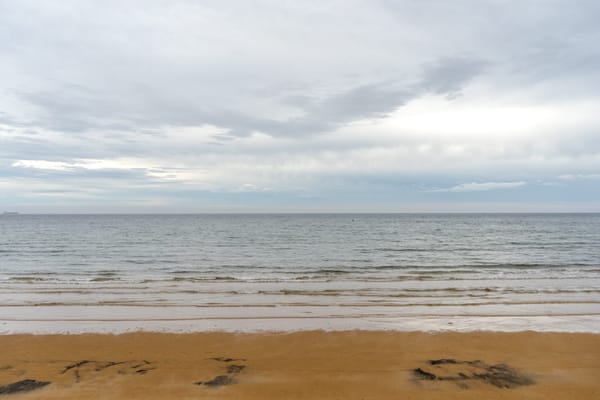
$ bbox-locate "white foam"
[2,315,599,335]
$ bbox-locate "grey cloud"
[1,1,496,141]
[13,55,485,138]
[0,111,20,126]
[419,57,487,97]
[5,0,594,142]
[381,0,600,89]
[1,1,600,212]
[18,88,128,132]
[260,57,485,136]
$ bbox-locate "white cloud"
[12,160,74,171]
[432,181,527,193]
[12,159,147,172]
[11,158,193,182]
[557,173,600,181]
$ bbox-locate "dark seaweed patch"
[430,359,459,365]
[195,375,234,387]
[61,360,90,374]
[413,368,436,380]
[95,361,125,371]
[196,357,247,388]
[210,357,246,362]
[0,379,50,395]
[226,365,245,374]
[135,368,156,375]
[413,359,534,389]
[60,360,156,382]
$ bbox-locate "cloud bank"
[1,0,599,212]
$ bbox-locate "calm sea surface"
[1,214,599,333]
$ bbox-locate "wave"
[8,276,47,282]
[309,269,351,274]
[90,277,121,282]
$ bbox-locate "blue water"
[1,214,599,333]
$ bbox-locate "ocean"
[1,213,599,333]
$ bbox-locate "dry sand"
[1,331,599,399]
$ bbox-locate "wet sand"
[1,331,599,399]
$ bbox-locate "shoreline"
[3,313,599,334]
[1,330,599,399]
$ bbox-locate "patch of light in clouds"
[432,181,528,193]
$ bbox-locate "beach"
[1,331,599,399]
[2,215,600,398]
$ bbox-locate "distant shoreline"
[3,212,600,215]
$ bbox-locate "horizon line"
[3,212,600,216]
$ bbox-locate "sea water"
[1,214,599,333]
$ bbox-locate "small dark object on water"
[0,379,50,395]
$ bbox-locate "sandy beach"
[1,331,599,399]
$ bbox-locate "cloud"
[11,158,188,182]
[432,181,527,193]
[12,159,147,172]
[12,160,75,172]
[1,1,491,139]
[419,56,487,97]
[12,56,486,138]
[557,174,600,181]
[1,1,599,211]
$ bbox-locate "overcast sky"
[1,0,599,213]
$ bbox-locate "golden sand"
[1,331,599,399]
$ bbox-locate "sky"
[1,0,599,213]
